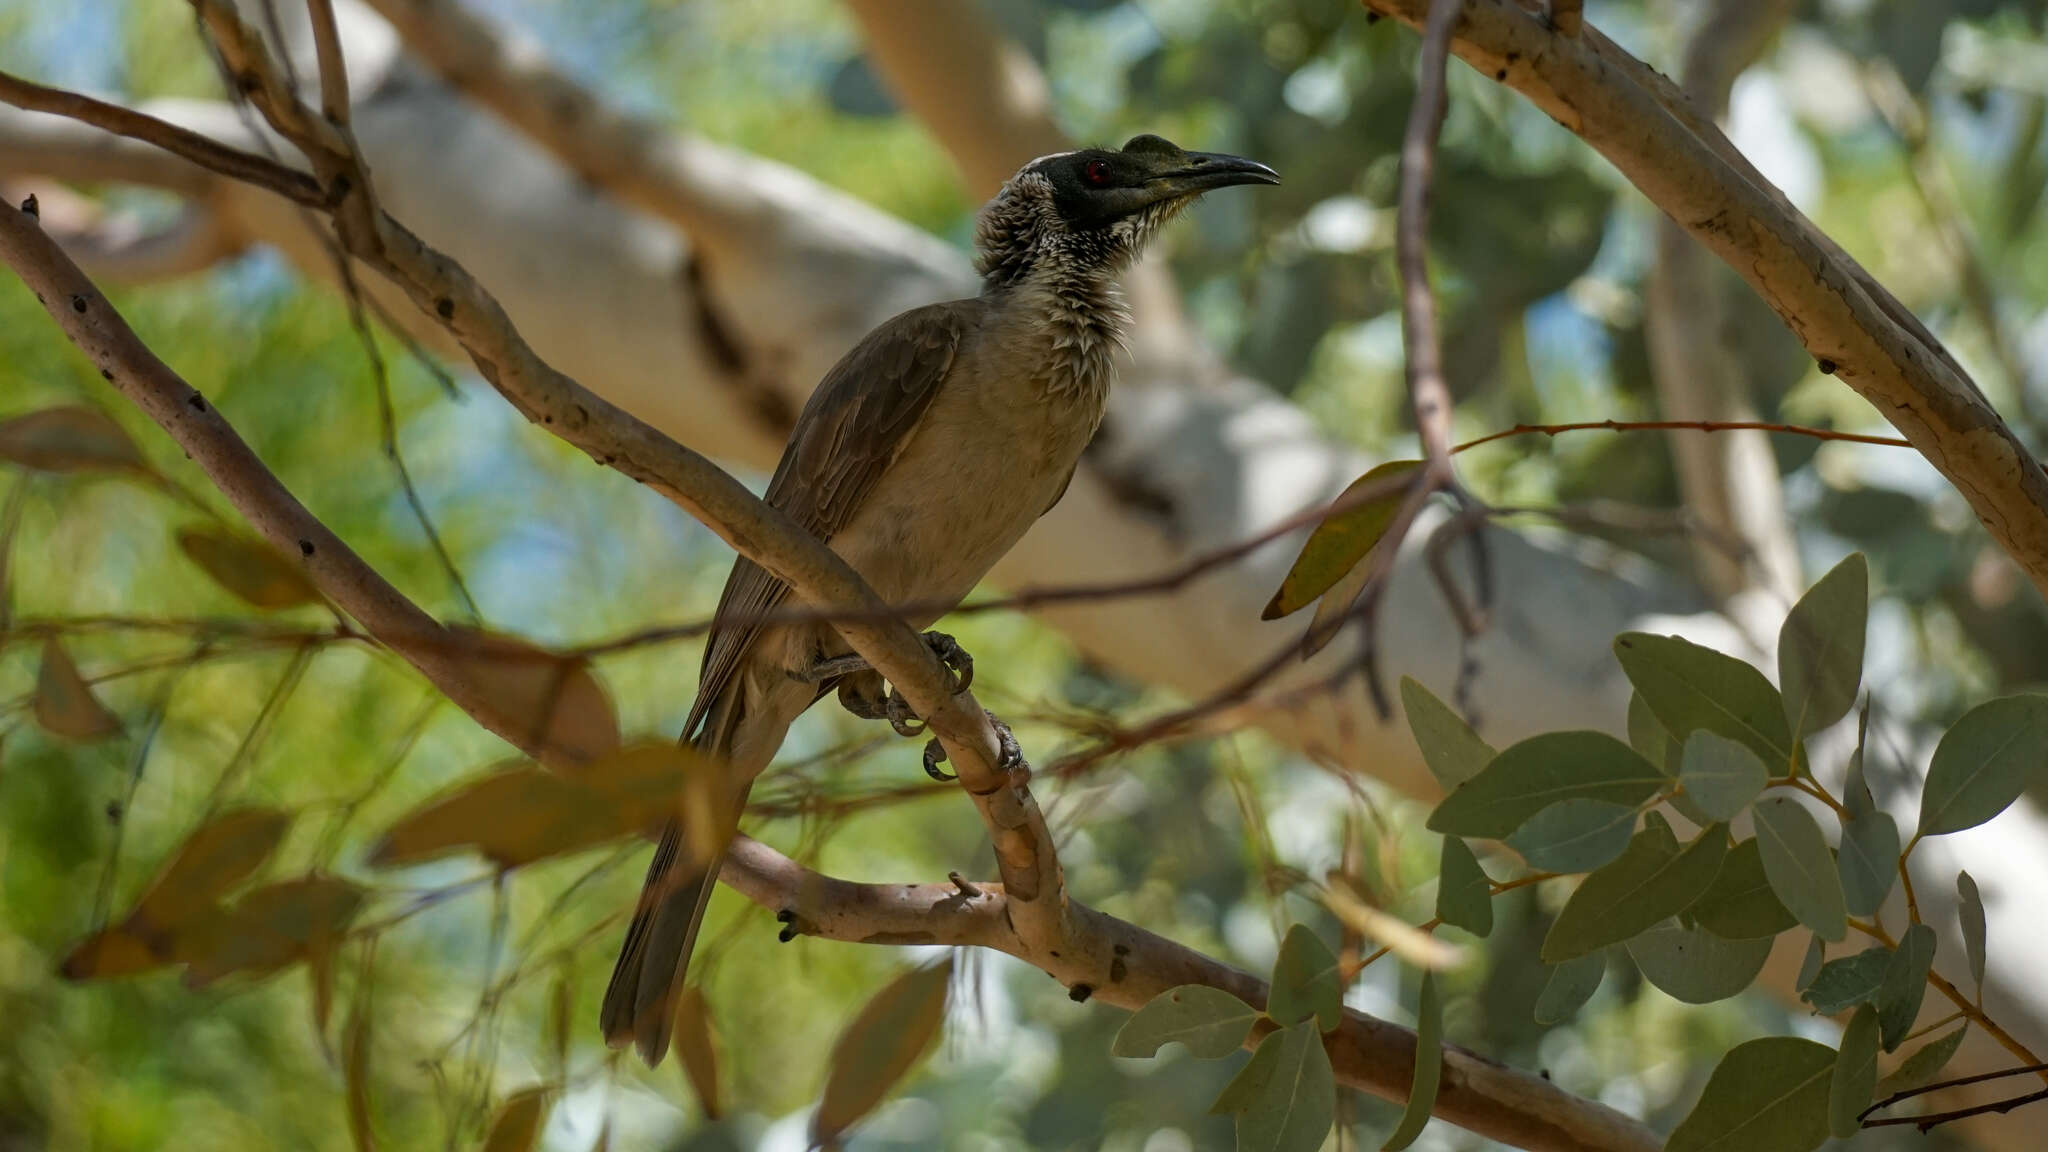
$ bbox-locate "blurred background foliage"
[0,0,2044,1148]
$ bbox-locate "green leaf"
[1263,460,1418,620]
[1875,923,1934,1052]
[1753,797,1847,942]
[1614,633,1796,770]
[1796,937,1824,994]
[1540,819,1728,962]
[1779,553,1868,740]
[1505,799,1637,873]
[1836,810,1900,918]
[1679,731,1769,823]
[1876,1025,1967,1097]
[1844,702,1875,820]
[1113,986,1260,1059]
[1267,924,1342,1032]
[1692,839,1797,939]
[1426,731,1665,838]
[1624,920,1772,1004]
[1213,1021,1334,1152]
[1957,870,1986,998]
[1665,1037,1835,1152]
[1627,691,1679,770]
[1435,837,1493,937]
[1380,972,1441,1151]
[812,958,953,1148]
[1534,953,1605,1024]
[1802,946,1891,1015]
[1399,677,1495,791]
[1829,1004,1880,1139]
[1916,694,2048,837]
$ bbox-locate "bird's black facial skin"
[1046,134,1279,231]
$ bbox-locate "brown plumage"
[602,134,1278,1064]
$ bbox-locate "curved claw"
[885,689,927,738]
[921,738,956,781]
[923,630,974,694]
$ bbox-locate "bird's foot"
[835,670,889,720]
[920,711,1023,782]
[922,630,974,694]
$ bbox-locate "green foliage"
[1778,553,1868,740]
[1267,924,1343,1032]
[1114,987,1260,1059]
[1624,920,1772,1005]
[1426,731,1664,838]
[1836,807,1900,918]
[1690,839,1797,939]
[1915,694,2048,837]
[1504,798,1637,872]
[1802,947,1893,1015]
[1677,731,1768,823]
[1752,797,1847,942]
[1533,953,1605,1024]
[1434,836,1493,937]
[1540,816,1727,962]
[1614,633,1797,771]
[1958,870,1987,997]
[1665,1038,1836,1152]
[1264,459,1417,620]
[1875,924,1935,1052]
[1398,675,1495,791]
[1877,1026,1968,1097]
[1211,1021,1334,1152]
[1828,1005,1880,1139]
[1380,972,1440,1151]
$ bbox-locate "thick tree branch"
[1361,0,2048,601]
[720,836,1660,1152]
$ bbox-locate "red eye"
[1084,159,1111,186]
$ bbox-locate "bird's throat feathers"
[974,169,1191,403]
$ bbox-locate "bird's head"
[975,134,1279,287]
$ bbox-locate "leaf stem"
[1849,917,2047,1080]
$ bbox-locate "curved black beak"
[1160,151,1282,195]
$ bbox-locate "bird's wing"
[682,300,978,738]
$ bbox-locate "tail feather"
[601,692,746,1065]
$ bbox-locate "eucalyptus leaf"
[1957,871,1986,998]
[1504,799,1636,873]
[1665,1037,1834,1152]
[1625,920,1772,1004]
[1796,937,1824,994]
[1802,946,1891,1015]
[1113,986,1260,1059]
[1829,1004,1880,1139]
[1435,837,1493,937]
[1614,632,1796,771]
[1779,553,1867,740]
[1380,972,1441,1151]
[1753,797,1847,942]
[1400,677,1495,791]
[1844,702,1875,820]
[1679,731,1769,822]
[1836,810,1899,918]
[1692,839,1797,940]
[1540,822,1728,962]
[1627,691,1680,771]
[1267,925,1341,1032]
[1916,694,2048,838]
[1212,1021,1334,1152]
[1535,953,1606,1024]
[1876,1025,1967,1097]
[1875,923,1934,1052]
[1427,731,1665,839]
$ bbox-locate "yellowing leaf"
[1263,460,1418,621]
[811,957,952,1148]
[176,528,322,609]
[133,808,293,928]
[1322,881,1463,971]
[0,405,147,473]
[445,628,620,765]
[369,744,695,870]
[481,1086,550,1152]
[673,985,722,1119]
[58,924,167,980]
[180,875,365,987]
[34,637,121,741]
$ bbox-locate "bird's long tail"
[600,697,748,1065]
